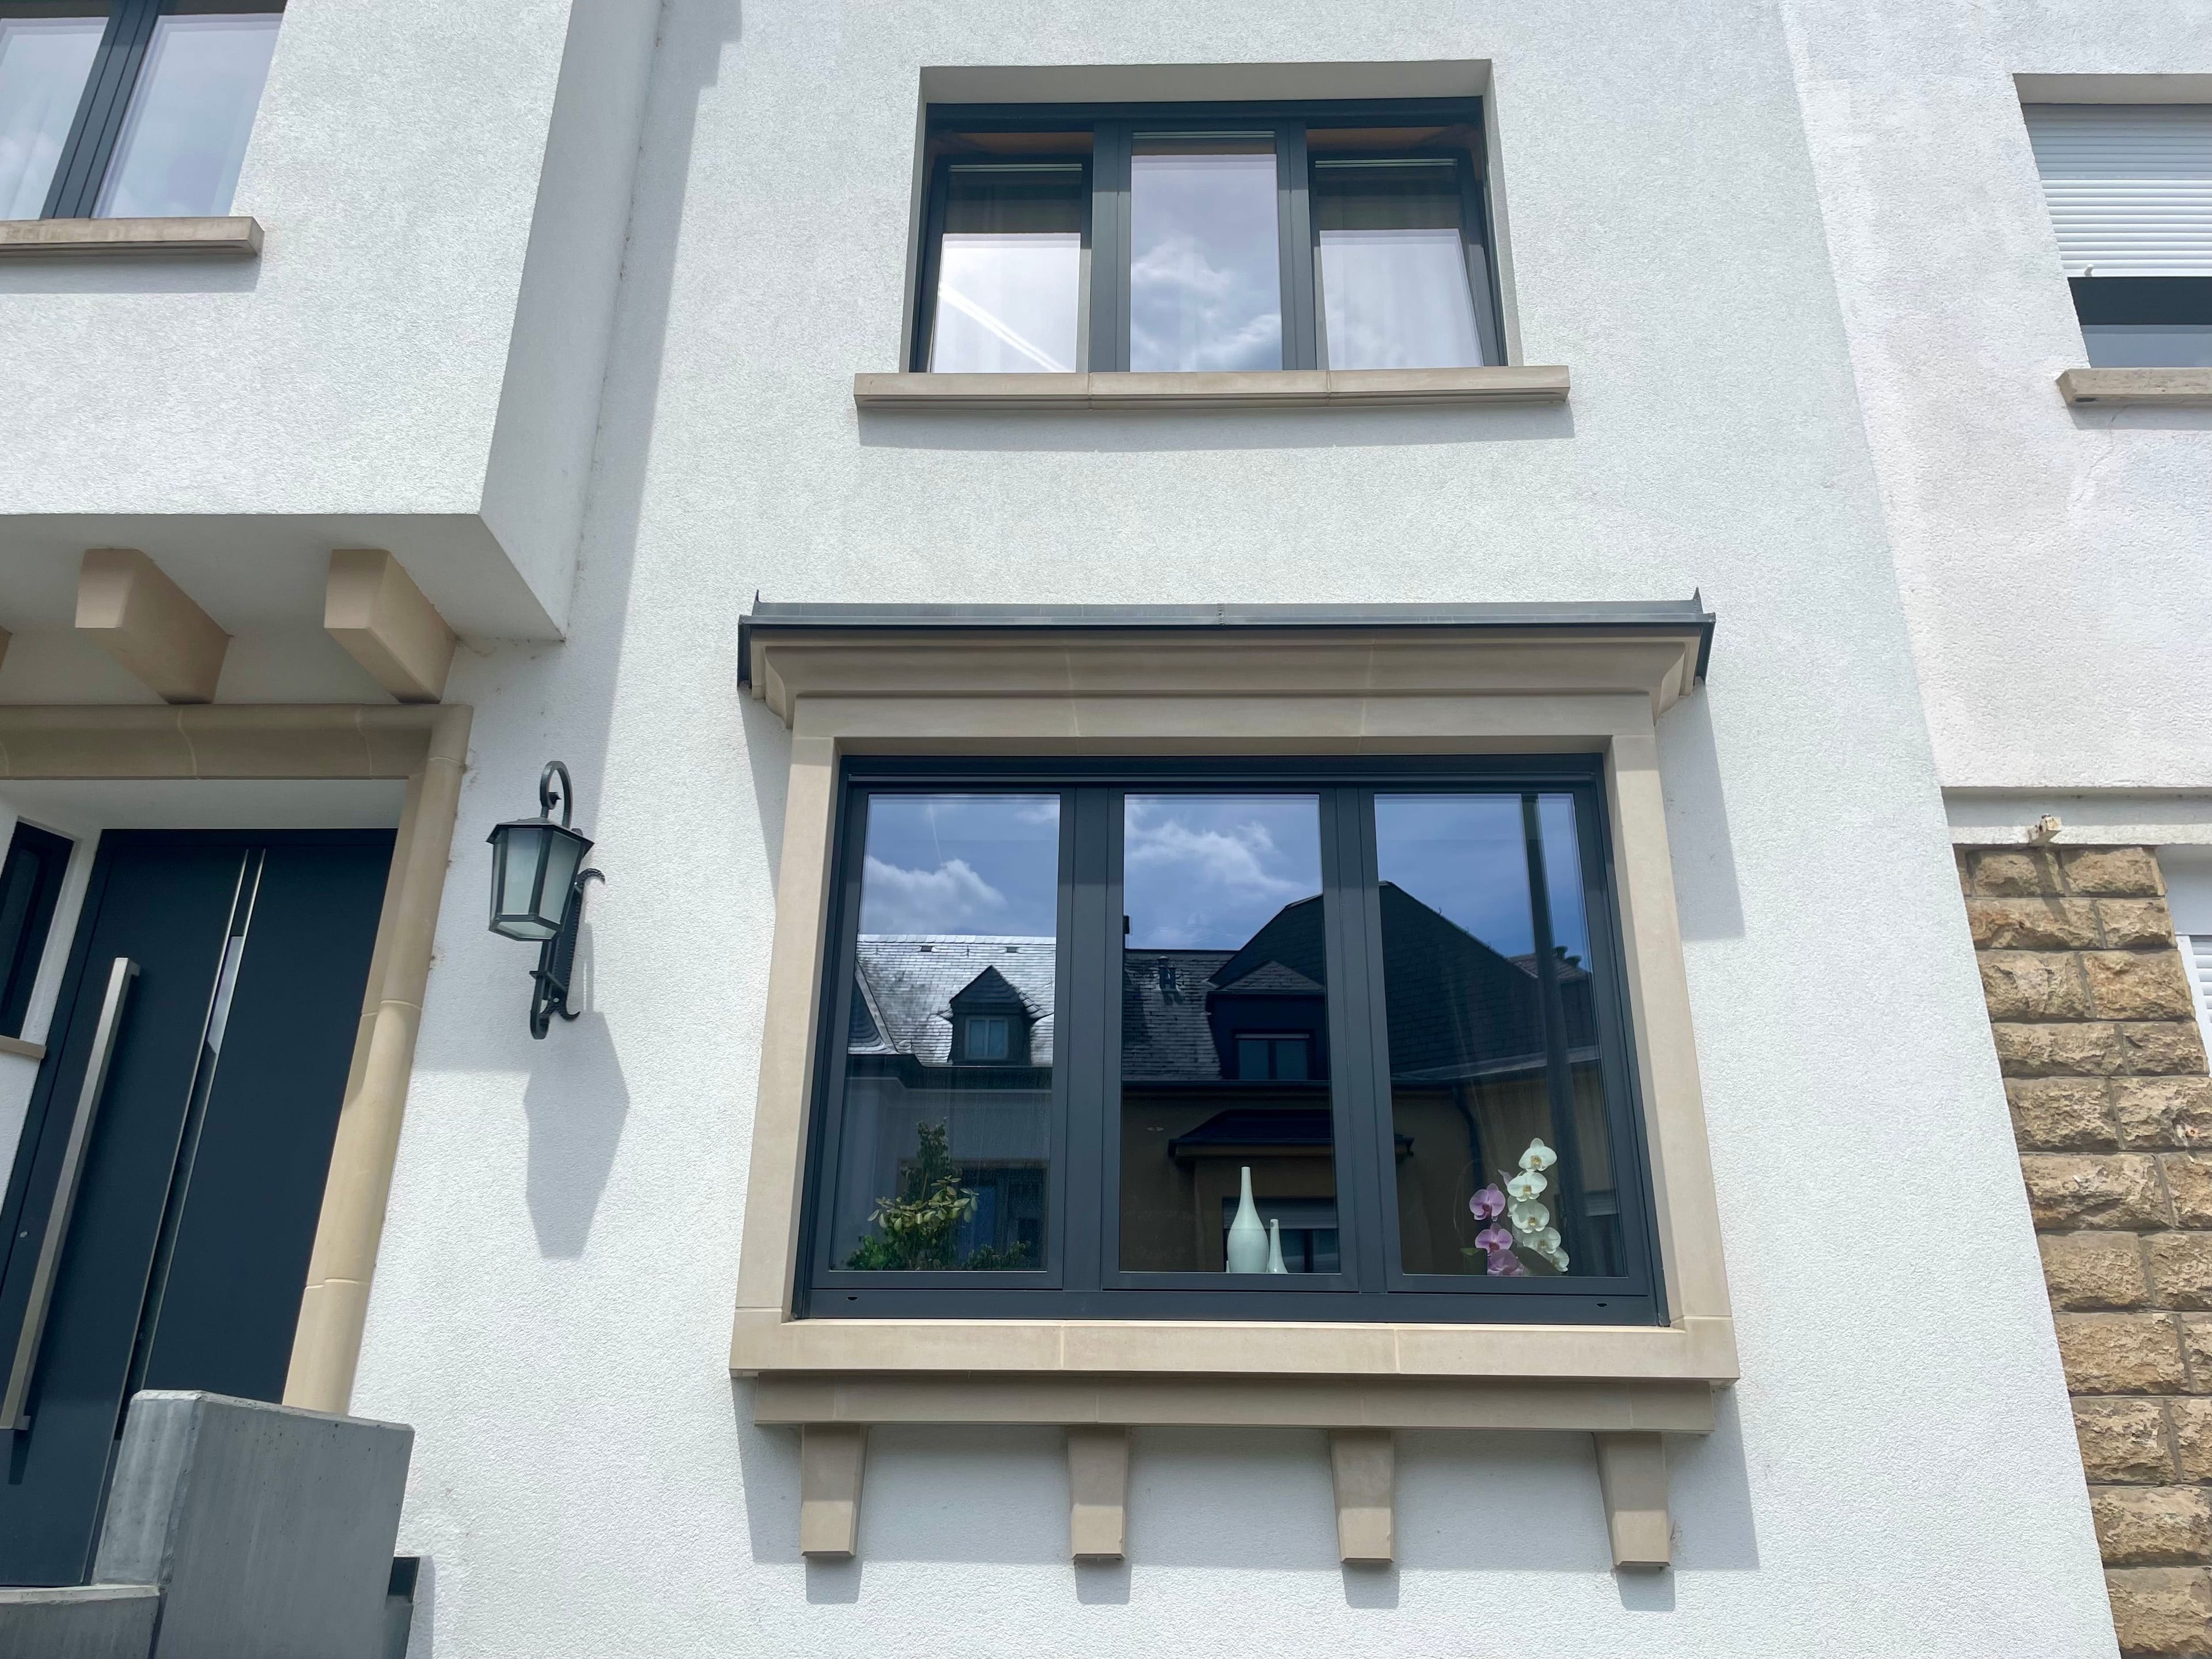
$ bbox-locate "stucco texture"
[349,1,2123,1653]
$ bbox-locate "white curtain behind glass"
[97,13,281,218]
[0,18,103,219]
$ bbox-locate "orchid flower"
[1484,1248,1528,1278]
[1474,1225,1514,1252]
[1525,1226,1562,1254]
[1506,1169,1547,1202]
[1508,1199,1551,1233]
[1519,1139,1558,1172]
[1469,1185,1506,1220]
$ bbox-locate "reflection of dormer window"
[964,1014,1011,1061]
[1234,1033,1309,1081]
[948,964,1033,1064]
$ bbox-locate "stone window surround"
[731,603,1737,1565]
[0,703,468,1417]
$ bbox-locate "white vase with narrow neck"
[1226,1166,1268,1274]
[1266,1217,1288,1274]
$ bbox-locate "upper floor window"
[912,100,1504,374]
[0,0,281,221]
[2025,103,2212,369]
[804,758,1659,1324]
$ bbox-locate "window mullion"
[1319,786,1387,1293]
[44,0,158,219]
[1086,122,1131,372]
[1059,787,1111,1291]
[1275,120,1317,371]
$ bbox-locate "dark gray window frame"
[909,99,1506,374]
[797,754,1664,1327]
[0,823,71,1039]
[2,0,283,221]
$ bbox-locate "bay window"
[803,757,1658,1324]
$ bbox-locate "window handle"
[3,956,137,1430]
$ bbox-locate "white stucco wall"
[1782,0,2212,794]
[341,2,2126,1654]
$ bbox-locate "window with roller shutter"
[2023,103,2212,367]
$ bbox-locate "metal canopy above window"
[739,596,1717,703]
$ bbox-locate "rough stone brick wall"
[1961,844,2212,1657]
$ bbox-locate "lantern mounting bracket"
[528,865,603,1039]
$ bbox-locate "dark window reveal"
[802,759,1661,1325]
[0,823,72,1039]
[913,101,1503,374]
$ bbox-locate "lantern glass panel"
[537,827,588,925]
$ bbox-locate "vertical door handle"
[2,956,138,1430]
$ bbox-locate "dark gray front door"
[0,830,391,1586]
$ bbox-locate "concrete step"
[0,1583,160,1659]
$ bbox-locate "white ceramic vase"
[1266,1217,1288,1274]
[1226,1166,1268,1273]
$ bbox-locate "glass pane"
[929,162,1085,373]
[96,13,280,218]
[1376,794,1621,1279]
[1129,135,1282,372]
[830,794,1059,1271]
[1118,795,1334,1274]
[0,14,103,218]
[2084,323,2212,368]
[1314,159,1484,369]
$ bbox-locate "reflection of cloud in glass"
[1129,147,1283,372]
[860,855,1007,933]
[1125,796,1320,949]
[860,795,1059,938]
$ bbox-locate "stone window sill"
[853,365,1569,411]
[0,1035,43,1061]
[2057,367,2212,407]
[733,1313,1734,1567]
[0,217,262,258]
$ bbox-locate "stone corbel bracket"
[763,1377,1704,1569]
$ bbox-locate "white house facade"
[0,1,2207,1655]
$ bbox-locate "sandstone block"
[1996,1022,2125,1077]
[2183,1316,2212,1389]
[2124,1022,2211,1077]
[1981,953,2093,1021]
[2151,1236,2212,1312]
[2090,953,2199,1022]
[2101,898,2181,950]
[2023,1155,2170,1230]
[1968,896,2102,951]
[1968,847,2061,896]
[2115,1078,2212,1150]
[2091,1487,2212,1566]
[2057,1313,2186,1394]
[2045,1232,2149,1309]
[2011,1078,2119,1150]
[2064,847,2165,898]
[2167,1157,2212,1228]
[2082,1399,2176,1482]
[2173,1400,2212,1480]
[2105,1566,2212,1654]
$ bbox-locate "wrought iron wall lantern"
[487,762,604,1038]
